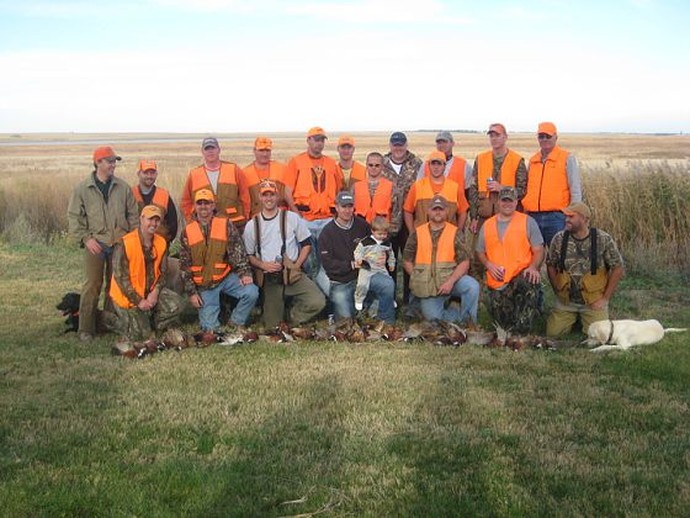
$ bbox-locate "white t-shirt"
[243,210,311,262]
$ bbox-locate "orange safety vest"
[244,160,288,216]
[132,185,171,239]
[423,155,467,186]
[522,146,570,212]
[184,217,232,288]
[183,162,247,225]
[476,150,522,193]
[341,161,367,187]
[483,211,533,289]
[353,177,393,224]
[286,152,341,221]
[409,222,458,298]
[110,230,166,309]
[412,177,461,227]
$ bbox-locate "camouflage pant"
[106,288,184,341]
[487,275,542,334]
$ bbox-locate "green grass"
[1,240,689,516]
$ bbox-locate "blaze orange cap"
[537,122,557,136]
[307,126,327,138]
[259,180,278,194]
[93,146,121,162]
[254,137,273,150]
[194,189,215,203]
[427,151,447,164]
[141,205,163,219]
[337,135,355,147]
[138,159,157,172]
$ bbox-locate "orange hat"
[337,135,355,147]
[93,146,121,162]
[194,189,215,203]
[487,123,507,135]
[259,180,278,194]
[254,136,273,150]
[307,126,327,138]
[138,159,157,172]
[427,151,447,164]
[141,205,163,219]
[537,122,557,136]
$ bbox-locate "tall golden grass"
[1,132,688,274]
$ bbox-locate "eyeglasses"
[104,157,118,164]
[537,134,553,140]
[367,163,382,168]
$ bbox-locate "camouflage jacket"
[111,230,168,305]
[547,228,624,304]
[468,152,528,220]
[382,151,423,236]
[179,215,252,296]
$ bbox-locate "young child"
[353,216,396,311]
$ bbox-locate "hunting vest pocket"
[554,271,571,304]
[581,269,607,305]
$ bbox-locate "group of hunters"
[67,122,625,343]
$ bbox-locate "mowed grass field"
[1,132,689,515]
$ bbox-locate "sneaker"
[78,332,93,342]
[354,301,363,311]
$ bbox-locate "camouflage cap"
[499,186,517,201]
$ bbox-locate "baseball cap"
[201,137,219,149]
[427,151,447,164]
[337,135,355,147]
[389,131,407,145]
[254,136,273,150]
[499,186,517,201]
[335,191,354,206]
[138,159,157,172]
[307,126,327,138]
[93,146,121,163]
[429,194,448,210]
[537,122,557,136]
[562,202,591,219]
[259,180,278,194]
[487,123,507,135]
[194,188,215,203]
[435,131,454,143]
[141,205,163,219]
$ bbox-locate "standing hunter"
[67,146,139,342]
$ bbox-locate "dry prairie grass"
[1,132,689,272]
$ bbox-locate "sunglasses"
[430,160,444,165]
[195,200,213,205]
[367,163,382,168]
[537,134,553,140]
[103,157,118,164]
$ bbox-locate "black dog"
[56,292,80,333]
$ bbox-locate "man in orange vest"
[404,151,468,234]
[352,152,394,225]
[403,195,479,324]
[468,123,527,234]
[107,205,183,340]
[244,136,292,217]
[180,137,259,230]
[284,127,343,296]
[179,189,259,331]
[476,187,544,333]
[417,131,472,195]
[336,135,366,187]
[523,122,582,246]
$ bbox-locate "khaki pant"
[261,275,326,328]
[78,247,114,335]
[546,299,609,337]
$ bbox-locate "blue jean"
[418,275,480,324]
[529,211,565,247]
[198,273,259,330]
[330,272,396,322]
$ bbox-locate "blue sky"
[0,0,688,133]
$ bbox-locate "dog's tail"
[664,328,688,334]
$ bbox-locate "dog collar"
[606,320,615,344]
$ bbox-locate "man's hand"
[189,294,203,308]
[486,262,505,282]
[522,266,541,284]
[438,279,455,295]
[137,299,153,311]
[487,179,501,192]
[146,290,159,308]
[239,275,254,286]
[84,238,102,255]
[262,260,283,273]
[589,296,609,311]
[470,219,479,234]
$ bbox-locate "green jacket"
[67,173,139,247]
